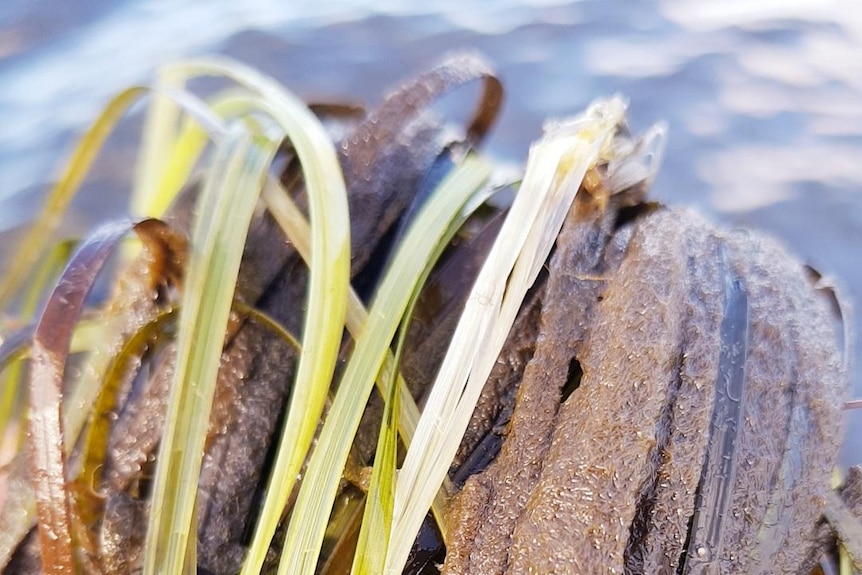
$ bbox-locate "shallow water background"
[1,0,860,464]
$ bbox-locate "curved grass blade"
[141,88,273,219]
[132,69,274,217]
[143,125,278,575]
[0,86,229,571]
[132,71,184,218]
[385,99,628,574]
[277,155,491,575]
[0,322,165,569]
[153,58,351,575]
[62,84,231,398]
[0,88,147,308]
[2,75,247,307]
[0,76,248,310]
[26,217,177,575]
[338,52,502,182]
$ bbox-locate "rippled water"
[1,0,860,462]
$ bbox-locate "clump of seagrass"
[0,52,505,574]
[0,51,858,575]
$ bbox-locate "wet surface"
[1,0,860,464]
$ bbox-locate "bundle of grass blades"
[0,51,508,574]
[0,50,859,575]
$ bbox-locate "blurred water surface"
[1,0,860,462]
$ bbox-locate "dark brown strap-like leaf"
[27,218,183,575]
[230,53,503,321]
[72,307,178,533]
[341,51,503,184]
[340,51,503,283]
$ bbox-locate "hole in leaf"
[561,357,583,402]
